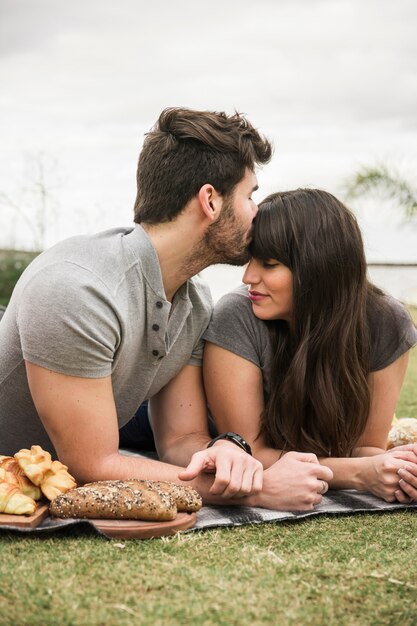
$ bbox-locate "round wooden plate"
[87,512,197,539]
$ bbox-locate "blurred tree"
[0,152,61,250]
[345,164,417,219]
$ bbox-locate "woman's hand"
[249,451,334,511]
[178,440,264,498]
[386,444,417,502]
[358,449,417,502]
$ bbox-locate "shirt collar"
[122,224,190,305]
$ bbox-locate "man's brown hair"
[133,107,272,224]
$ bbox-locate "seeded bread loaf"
[49,480,177,521]
[123,480,202,512]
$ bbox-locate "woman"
[203,189,417,506]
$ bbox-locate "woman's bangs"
[250,206,289,264]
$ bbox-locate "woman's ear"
[198,184,223,222]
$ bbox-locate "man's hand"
[178,440,263,498]
[248,451,334,511]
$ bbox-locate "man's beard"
[200,197,252,266]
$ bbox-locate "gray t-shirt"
[203,285,417,398]
[0,225,213,455]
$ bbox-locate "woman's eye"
[262,261,279,268]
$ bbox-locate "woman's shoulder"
[203,285,270,367]
[369,290,417,371]
[212,285,253,313]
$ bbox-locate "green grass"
[1,513,417,626]
[1,263,417,626]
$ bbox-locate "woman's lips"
[248,290,268,302]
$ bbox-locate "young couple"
[1,108,416,511]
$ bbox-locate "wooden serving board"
[62,511,197,539]
[0,503,49,528]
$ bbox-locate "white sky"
[0,0,416,262]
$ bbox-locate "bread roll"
[49,480,177,521]
[387,418,417,449]
[124,479,202,512]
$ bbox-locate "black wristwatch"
[207,432,252,455]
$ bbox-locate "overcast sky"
[0,0,416,261]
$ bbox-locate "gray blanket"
[0,490,416,538]
[1,449,416,537]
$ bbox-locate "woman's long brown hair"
[250,189,383,457]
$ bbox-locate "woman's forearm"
[318,456,368,489]
[252,445,283,469]
[351,446,386,457]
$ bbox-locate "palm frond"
[345,164,417,219]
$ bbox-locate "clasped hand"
[179,444,334,511]
[367,444,417,503]
[178,439,264,498]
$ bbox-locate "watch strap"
[207,432,252,455]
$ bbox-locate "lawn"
[0,304,416,626]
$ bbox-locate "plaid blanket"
[1,449,415,537]
[0,490,416,537]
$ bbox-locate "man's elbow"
[57,452,121,485]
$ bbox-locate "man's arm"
[24,360,262,501]
[149,364,264,497]
[149,364,211,465]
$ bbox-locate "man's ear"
[198,184,223,222]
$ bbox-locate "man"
[0,108,332,509]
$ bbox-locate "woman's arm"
[203,342,281,468]
[204,343,417,501]
[319,352,417,500]
[353,351,410,454]
[203,342,333,509]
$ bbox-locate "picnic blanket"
[1,449,416,537]
[1,489,416,538]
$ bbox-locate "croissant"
[0,456,42,500]
[0,481,36,515]
[40,460,77,501]
[14,445,53,485]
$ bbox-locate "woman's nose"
[242,260,259,285]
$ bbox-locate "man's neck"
[141,218,211,302]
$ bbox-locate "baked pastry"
[14,445,76,500]
[40,460,77,501]
[125,480,202,512]
[49,480,177,521]
[14,445,52,485]
[387,418,417,449]
[0,456,42,500]
[0,481,37,515]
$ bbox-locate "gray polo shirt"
[0,225,213,455]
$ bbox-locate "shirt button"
[152,349,159,357]
[152,324,160,331]
[156,301,163,309]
